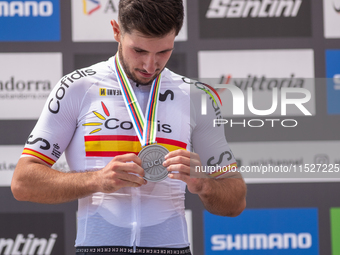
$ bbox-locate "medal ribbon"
[114,55,162,147]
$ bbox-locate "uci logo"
[143,158,164,169]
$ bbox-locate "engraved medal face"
[138,144,169,182]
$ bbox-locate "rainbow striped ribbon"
[113,55,162,147]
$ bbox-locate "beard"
[118,44,164,86]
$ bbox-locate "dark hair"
[118,0,184,37]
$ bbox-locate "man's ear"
[111,19,121,42]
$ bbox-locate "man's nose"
[143,55,157,74]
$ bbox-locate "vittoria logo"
[219,74,305,91]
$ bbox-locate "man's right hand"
[11,153,146,204]
[96,153,146,193]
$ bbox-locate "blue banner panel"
[204,208,319,254]
[0,0,60,41]
[326,49,340,115]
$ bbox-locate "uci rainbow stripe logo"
[195,82,223,106]
[114,55,162,147]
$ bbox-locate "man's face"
[116,28,176,85]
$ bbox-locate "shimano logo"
[0,1,53,17]
[0,233,57,255]
[206,0,302,18]
[211,232,312,250]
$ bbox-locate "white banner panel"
[229,140,340,183]
[198,49,315,117]
[0,145,69,187]
[0,146,22,186]
[323,0,340,38]
[0,53,62,120]
[72,0,188,42]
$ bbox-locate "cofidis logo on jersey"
[326,50,340,114]
[0,0,60,41]
[204,208,319,254]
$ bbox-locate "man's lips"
[138,70,154,78]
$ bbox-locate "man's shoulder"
[162,69,206,101]
[63,57,115,88]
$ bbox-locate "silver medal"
[138,144,169,182]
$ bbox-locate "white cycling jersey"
[21,56,237,248]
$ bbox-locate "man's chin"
[133,75,157,86]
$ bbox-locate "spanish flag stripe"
[156,137,187,149]
[84,135,187,157]
[85,140,142,152]
[84,135,140,142]
[84,135,187,149]
[86,151,139,157]
[22,148,55,166]
[84,141,185,153]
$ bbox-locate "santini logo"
[211,232,312,250]
[206,0,302,18]
[0,1,53,17]
[0,233,57,255]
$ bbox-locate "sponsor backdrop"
[204,208,319,254]
[1,0,340,254]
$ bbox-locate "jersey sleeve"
[190,86,238,178]
[21,68,96,167]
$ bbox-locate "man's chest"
[78,84,191,156]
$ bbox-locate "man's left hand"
[163,149,208,194]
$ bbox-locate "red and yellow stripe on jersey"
[22,148,56,166]
[84,135,187,157]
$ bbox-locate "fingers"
[164,149,191,160]
[114,153,142,166]
[98,154,147,193]
[113,160,144,176]
[163,149,200,172]
[111,168,146,186]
